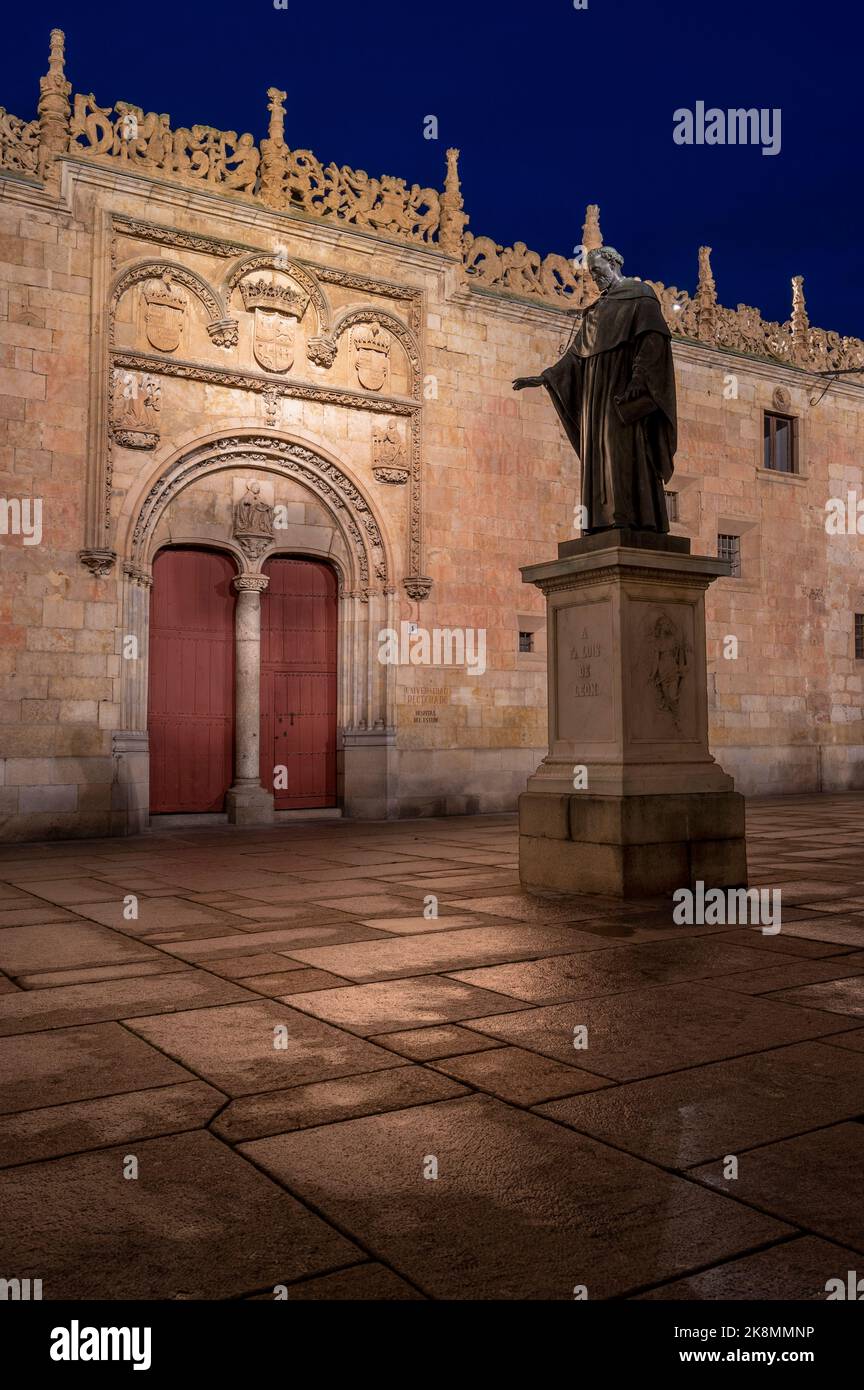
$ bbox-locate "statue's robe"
[541,278,677,532]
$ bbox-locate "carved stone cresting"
[0,108,39,174]
[351,319,391,392]
[233,480,275,559]
[110,368,160,448]
[372,418,408,484]
[439,148,468,255]
[143,271,186,352]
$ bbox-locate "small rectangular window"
[856,614,864,661]
[518,631,534,654]
[717,533,741,578]
[665,490,679,522]
[763,412,797,473]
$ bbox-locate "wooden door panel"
[148,548,235,813]
[260,559,337,809]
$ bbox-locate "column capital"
[233,574,269,594]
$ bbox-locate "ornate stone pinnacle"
[439,148,468,256]
[791,275,809,341]
[266,88,287,146]
[582,204,603,252]
[37,27,71,185]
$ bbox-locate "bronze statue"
[513,246,677,533]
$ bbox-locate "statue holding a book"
[513,246,678,534]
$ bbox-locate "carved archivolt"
[127,433,392,596]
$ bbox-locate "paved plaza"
[1,795,863,1300]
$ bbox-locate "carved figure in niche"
[372,418,409,483]
[233,480,275,559]
[110,369,160,448]
[351,320,391,391]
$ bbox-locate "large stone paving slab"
[0,1130,360,1298]
[0,1080,224,1168]
[285,924,610,982]
[283,975,530,1035]
[768,975,864,1017]
[534,1041,864,1165]
[212,1066,466,1141]
[0,1021,193,1114]
[0,922,162,976]
[448,937,792,1004]
[690,1123,864,1252]
[462,982,861,1081]
[241,1095,791,1300]
[161,922,391,963]
[0,971,257,1036]
[126,1000,403,1095]
[633,1237,861,1300]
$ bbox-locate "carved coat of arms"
[253,310,296,373]
[143,272,186,352]
[352,320,391,391]
[239,278,308,375]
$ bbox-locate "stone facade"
[1,31,863,840]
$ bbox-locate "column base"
[225,780,275,826]
[519,790,747,897]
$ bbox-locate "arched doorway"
[259,557,338,809]
[148,547,236,813]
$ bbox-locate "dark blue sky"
[3,1,861,337]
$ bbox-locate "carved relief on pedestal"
[109,368,160,448]
[239,277,309,373]
[351,319,391,391]
[641,610,692,732]
[232,479,275,559]
[142,271,187,352]
[372,417,408,484]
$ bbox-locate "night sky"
[2,0,862,338]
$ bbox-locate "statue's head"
[587,246,624,291]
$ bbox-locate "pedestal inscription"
[556,601,613,743]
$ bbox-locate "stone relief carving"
[372,418,409,484]
[233,480,275,559]
[239,277,308,373]
[109,368,160,448]
[643,612,690,729]
[351,320,391,391]
[142,271,186,352]
[0,107,39,173]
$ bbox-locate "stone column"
[518,530,747,897]
[226,575,274,825]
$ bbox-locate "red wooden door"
[260,558,337,808]
[148,548,235,813]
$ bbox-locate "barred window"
[717,533,741,578]
[518,631,534,654]
[856,614,864,661]
[665,490,679,522]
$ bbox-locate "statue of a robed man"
[513,246,677,533]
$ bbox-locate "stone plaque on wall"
[555,599,614,743]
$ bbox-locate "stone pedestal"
[519,531,747,897]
